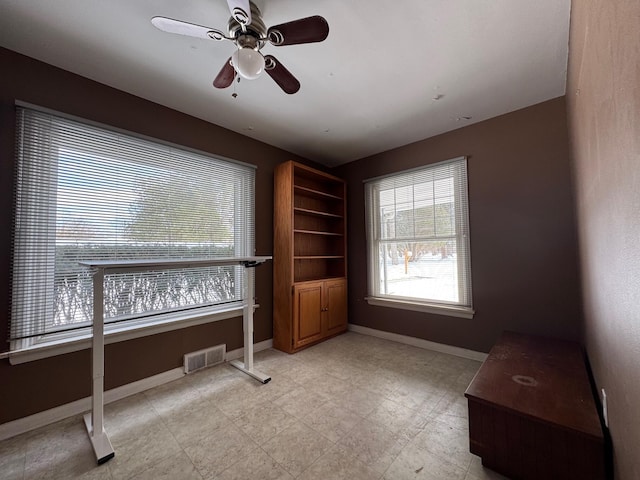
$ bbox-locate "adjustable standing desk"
[79,256,272,464]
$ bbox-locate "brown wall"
[566,1,640,478]
[0,47,309,424]
[335,97,582,353]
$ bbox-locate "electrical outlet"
[601,388,609,428]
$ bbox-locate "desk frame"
[79,256,272,464]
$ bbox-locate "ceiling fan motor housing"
[228,1,266,47]
[236,34,260,50]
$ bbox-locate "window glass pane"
[377,240,460,303]
[434,201,455,236]
[394,204,415,239]
[433,177,455,236]
[11,107,254,345]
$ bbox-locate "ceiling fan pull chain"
[232,76,242,98]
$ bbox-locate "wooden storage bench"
[464,331,604,480]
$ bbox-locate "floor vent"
[183,344,226,374]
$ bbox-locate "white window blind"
[10,106,255,350]
[365,157,472,314]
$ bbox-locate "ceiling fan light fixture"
[232,47,265,80]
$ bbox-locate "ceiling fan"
[151,0,329,94]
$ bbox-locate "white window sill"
[6,303,255,365]
[365,296,474,319]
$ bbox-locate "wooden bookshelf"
[273,161,347,353]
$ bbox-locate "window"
[364,157,473,318]
[10,105,255,353]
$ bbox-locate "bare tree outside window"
[52,172,237,327]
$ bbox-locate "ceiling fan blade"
[264,55,300,94]
[267,16,329,46]
[151,17,225,41]
[226,0,252,26]
[213,58,236,88]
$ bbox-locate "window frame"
[364,157,474,318]
[9,102,257,362]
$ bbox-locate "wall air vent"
[183,344,226,374]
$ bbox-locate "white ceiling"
[0,0,571,166]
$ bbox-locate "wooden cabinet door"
[325,278,347,335]
[293,282,323,349]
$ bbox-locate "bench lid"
[465,331,603,440]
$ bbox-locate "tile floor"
[0,332,509,480]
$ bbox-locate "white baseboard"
[348,324,488,362]
[0,367,185,442]
[226,338,273,361]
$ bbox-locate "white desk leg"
[230,265,271,384]
[84,268,115,464]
